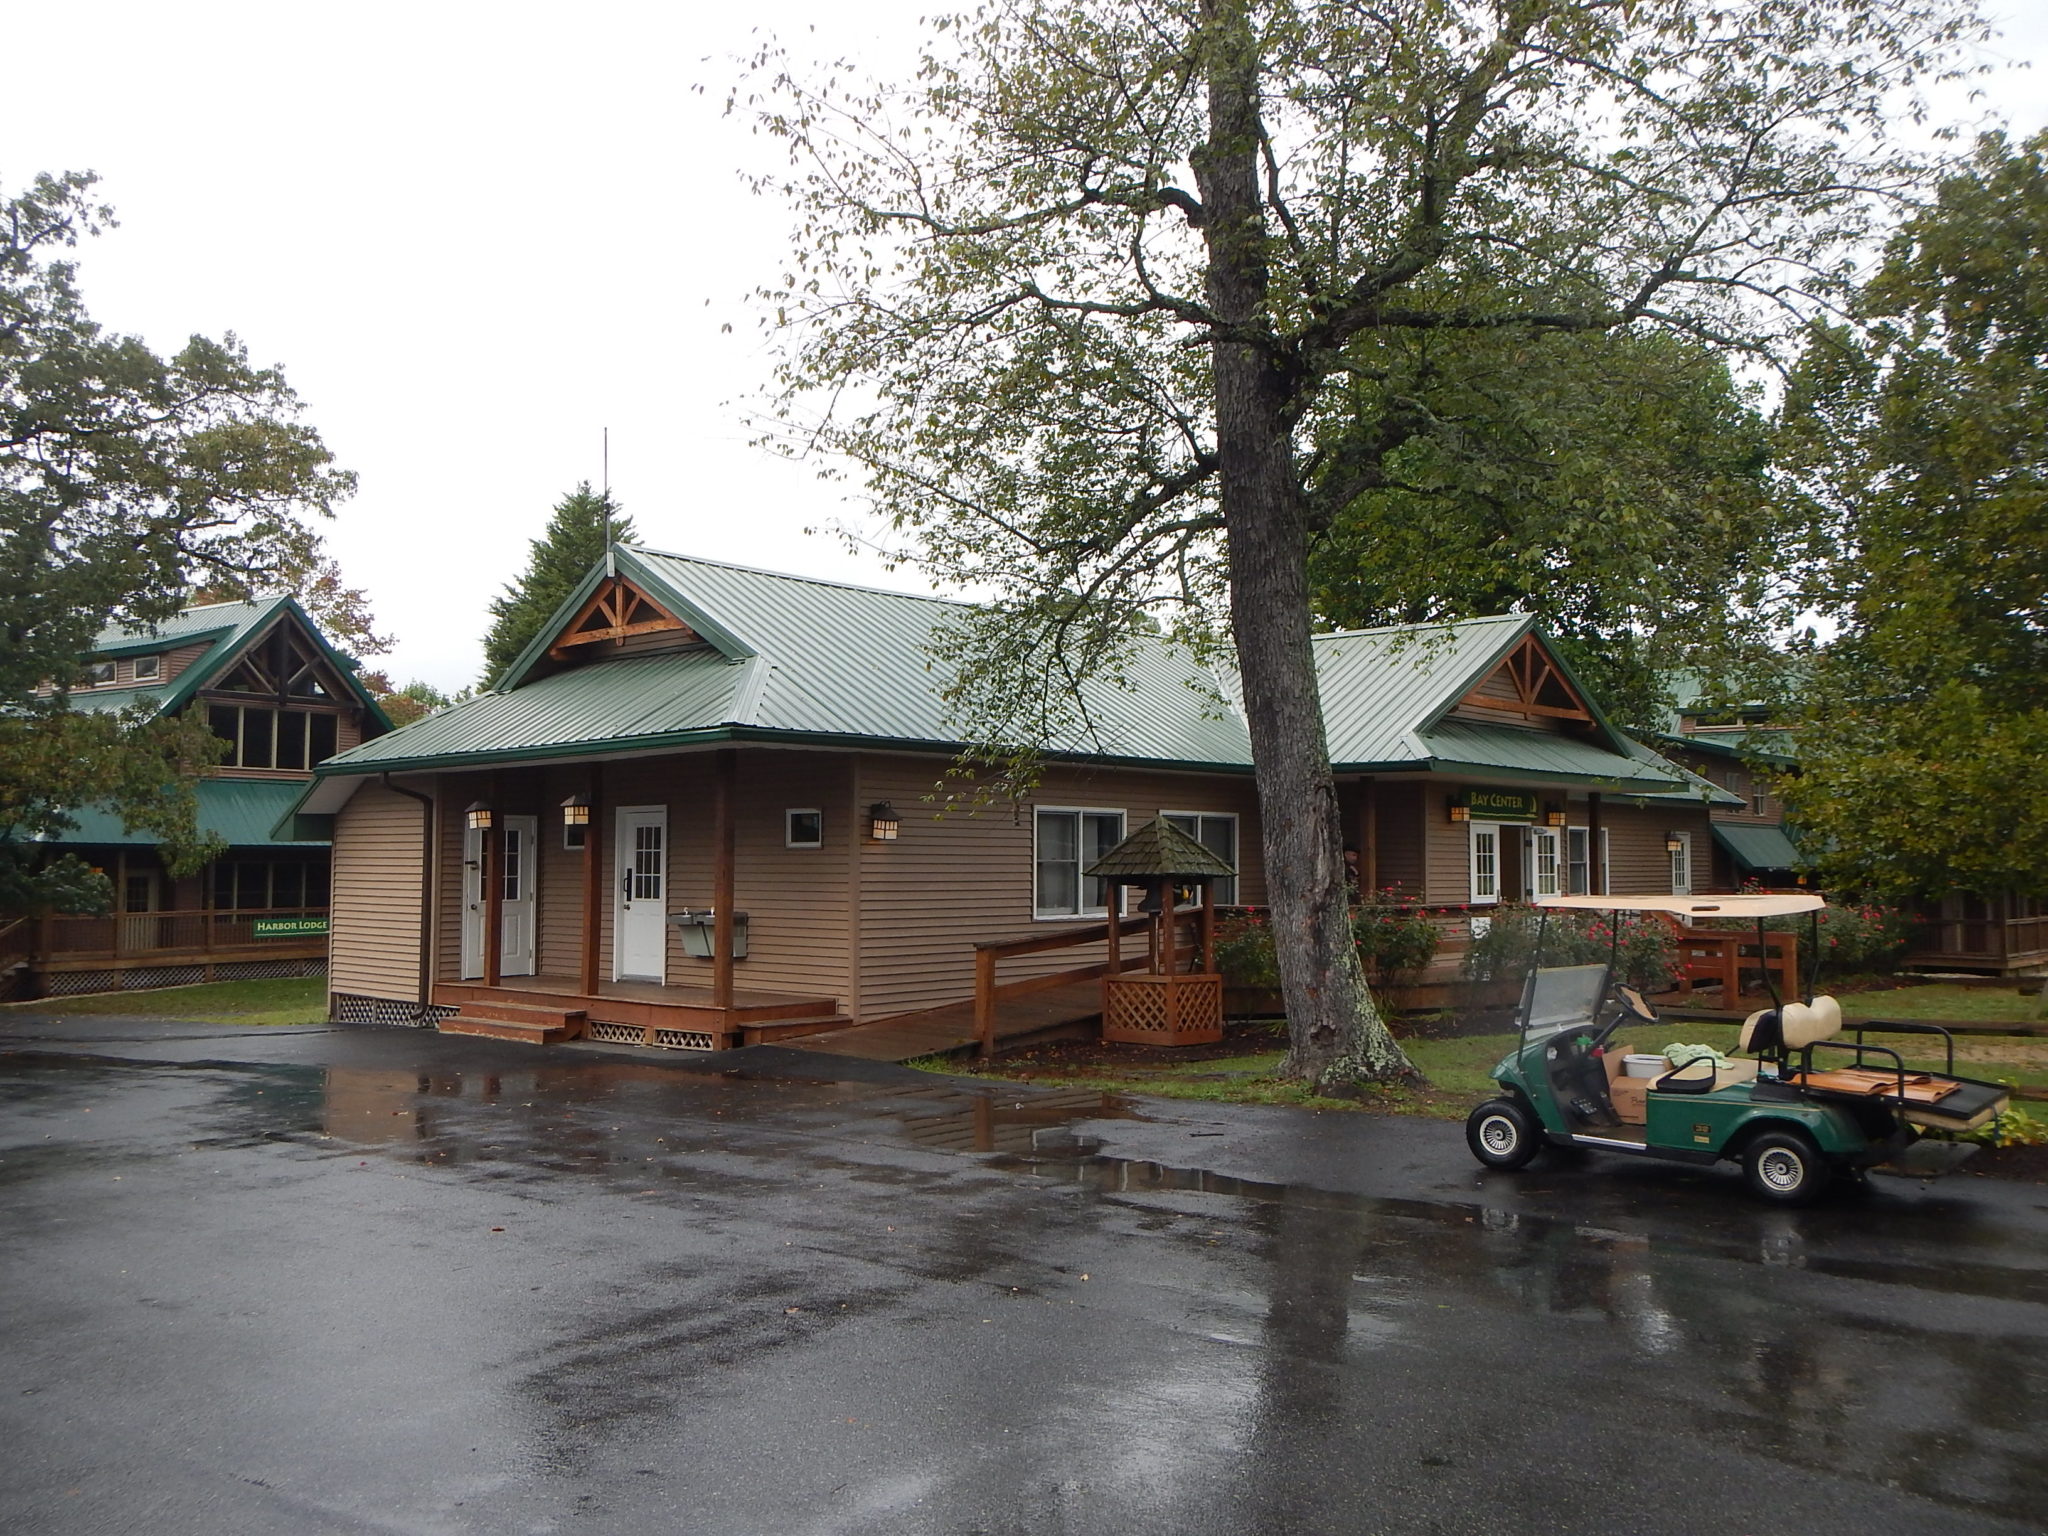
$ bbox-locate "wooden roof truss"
[549,577,694,659]
[1456,635,1595,726]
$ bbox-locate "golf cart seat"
[1740,995,1844,1055]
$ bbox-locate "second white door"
[614,806,668,983]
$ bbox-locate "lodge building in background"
[2,598,392,998]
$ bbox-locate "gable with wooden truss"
[547,576,697,662]
[208,613,361,706]
[1445,633,1599,734]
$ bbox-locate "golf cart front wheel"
[1467,1099,1541,1171]
[1743,1129,1833,1206]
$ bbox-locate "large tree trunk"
[1195,0,1418,1090]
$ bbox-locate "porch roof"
[50,778,330,849]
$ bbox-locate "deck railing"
[1909,911,2048,966]
[33,907,329,962]
[973,913,1200,1058]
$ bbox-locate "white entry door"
[461,824,485,978]
[500,815,537,977]
[460,818,538,979]
[614,806,668,983]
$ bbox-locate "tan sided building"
[290,546,1730,1048]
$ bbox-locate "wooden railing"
[33,907,329,963]
[973,913,1200,1058]
[1910,912,2048,965]
[1660,918,1799,1001]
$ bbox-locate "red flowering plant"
[1461,906,1678,993]
[1211,896,1441,990]
[1747,899,1912,972]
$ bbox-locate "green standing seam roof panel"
[313,546,1701,799]
[55,778,332,848]
[1712,822,1812,871]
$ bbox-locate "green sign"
[253,916,329,938]
[1453,787,1541,822]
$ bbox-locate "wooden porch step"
[438,1002,586,1046]
[740,1014,856,1046]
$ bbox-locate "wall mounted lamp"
[867,802,900,842]
[465,802,495,832]
[560,794,590,827]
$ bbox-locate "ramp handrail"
[973,913,1198,1059]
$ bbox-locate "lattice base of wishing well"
[1101,972,1224,1047]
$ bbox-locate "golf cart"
[1464,893,2013,1203]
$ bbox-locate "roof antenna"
[602,426,616,578]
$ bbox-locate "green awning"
[1712,822,1809,871]
[53,779,330,849]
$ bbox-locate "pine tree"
[478,484,635,685]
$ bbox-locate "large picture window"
[1034,807,1125,917]
[207,706,340,769]
[1162,812,1239,904]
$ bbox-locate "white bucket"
[1623,1055,1667,1078]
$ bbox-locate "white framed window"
[1469,822,1501,905]
[786,809,823,848]
[131,655,161,682]
[1565,827,1592,895]
[1529,827,1561,899]
[83,660,115,685]
[1034,807,1125,917]
[1669,830,1693,896]
[563,821,587,851]
[1161,811,1239,904]
[1751,779,1768,817]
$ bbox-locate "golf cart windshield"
[1521,963,1610,1039]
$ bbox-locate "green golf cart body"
[1464,893,2012,1204]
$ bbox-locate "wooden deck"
[783,979,1105,1063]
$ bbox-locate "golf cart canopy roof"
[1534,893,1825,918]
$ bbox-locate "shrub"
[1460,906,1678,994]
[1211,903,1442,991]
[1747,898,1913,973]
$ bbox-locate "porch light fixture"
[1545,809,1568,828]
[465,802,495,832]
[867,802,900,842]
[560,794,590,827]
[1448,802,1470,823]
[1665,831,1685,852]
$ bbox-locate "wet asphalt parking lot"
[3,1013,2046,1535]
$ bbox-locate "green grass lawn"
[2,976,327,1027]
[960,982,2048,1118]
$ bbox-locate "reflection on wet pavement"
[5,1044,2048,1533]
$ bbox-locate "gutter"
[380,773,437,1023]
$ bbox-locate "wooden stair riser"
[439,1017,576,1046]
[741,1015,856,1045]
[454,999,588,1028]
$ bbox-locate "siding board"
[330,781,426,1002]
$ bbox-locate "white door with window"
[460,825,485,978]
[614,806,668,982]
[1469,823,1502,905]
[499,815,537,977]
[1527,827,1561,900]
[1669,830,1693,896]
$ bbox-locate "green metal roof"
[72,595,391,730]
[53,778,330,848]
[1712,822,1811,871]
[313,548,1704,799]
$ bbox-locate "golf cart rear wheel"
[1467,1098,1541,1171]
[1743,1129,1833,1206]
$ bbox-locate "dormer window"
[132,655,161,682]
[83,661,115,686]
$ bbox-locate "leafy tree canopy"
[1778,131,2048,898]
[1306,327,1783,733]
[0,170,367,916]
[741,0,1984,1087]
[479,483,634,686]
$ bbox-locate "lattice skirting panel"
[41,957,327,998]
[1102,974,1225,1046]
[585,1019,718,1051]
[330,992,458,1030]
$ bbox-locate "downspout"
[383,773,437,1022]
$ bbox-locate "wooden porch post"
[711,748,737,1010]
[1200,880,1217,973]
[1587,792,1605,896]
[579,764,604,995]
[1360,776,1379,895]
[483,776,504,988]
[1106,889,1122,975]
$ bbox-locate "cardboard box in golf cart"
[1604,1046,1759,1125]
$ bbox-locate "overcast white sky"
[6,1,2044,692]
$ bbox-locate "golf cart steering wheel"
[1616,985,1657,1023]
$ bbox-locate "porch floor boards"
[784,980,1105,1063]
[433,974,847,1036]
